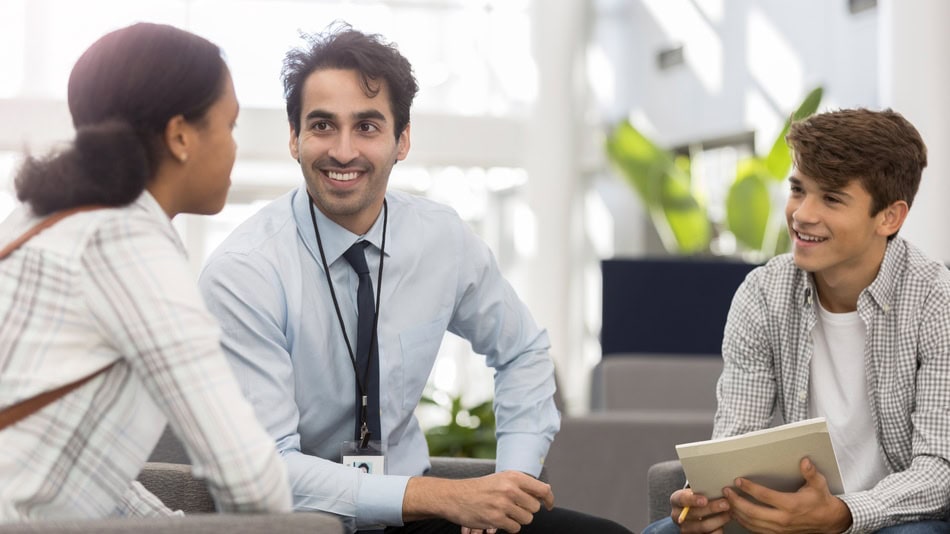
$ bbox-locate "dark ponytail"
[15,121,148,216]
[14,23,226,215]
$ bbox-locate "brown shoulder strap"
[0,205,105,260]
[0,204,113,431]
[0,363,117,431]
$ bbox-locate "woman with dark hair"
[0,23,290,521]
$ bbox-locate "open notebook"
[676,417,843,534]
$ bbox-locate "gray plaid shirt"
[0,193,290,521]
[715,236,950,532]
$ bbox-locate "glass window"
[0,0,538,430]
[188,0,536,114]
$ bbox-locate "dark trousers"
[383,506,634,534]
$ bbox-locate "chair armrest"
[136,462,216,514]
[0,464,344,533]
[0,513,343,533]
[427,457,495,479]
[426,457,548,482]
[647,460,686,523]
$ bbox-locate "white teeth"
[797,232,826,242]
[328,171,358,181]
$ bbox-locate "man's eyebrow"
[354,110,387,122]
[304,109,335,121]
[302,109,387,122]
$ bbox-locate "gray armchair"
[147,425,513,480]
[0,426,521,533]
[0,461,342,533]
[647,460,687,524]
[0,512,341,534]
[544,356,718,532]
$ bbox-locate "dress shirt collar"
[291,184,390,272]
[862,236,904,314]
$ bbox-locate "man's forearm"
[402,476,452,522]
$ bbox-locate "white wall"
[590,0,880,256]
[594,0,878,146]
[879,0,950,263]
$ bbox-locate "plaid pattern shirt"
[715,237,950,532]
[0,192,290,522]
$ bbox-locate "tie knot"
[342,241,370,275]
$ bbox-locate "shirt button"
[799,390,807,401]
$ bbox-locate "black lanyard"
[308,193,387,445]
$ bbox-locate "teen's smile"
[791,228,828,246]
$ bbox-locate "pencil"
[677,481,691,524]
[677,505,690,524]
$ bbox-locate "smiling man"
[646,109,950,534]
[198,24,629,534]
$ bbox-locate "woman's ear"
[164,114,193,164]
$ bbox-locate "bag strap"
[0,205,105,260]
[0,363,116,430]
[0,204,115,431]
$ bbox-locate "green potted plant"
[420,391,497,459]
[606,87,823,260]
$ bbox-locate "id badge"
[342,440,386,474]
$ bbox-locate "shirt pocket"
[398,318,446,413]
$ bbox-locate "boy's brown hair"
[786,108,928,215]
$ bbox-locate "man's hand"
[723,458,852,534]
[669,488,731,533]
[403,470,555,533]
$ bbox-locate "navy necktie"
[342,241,381,444]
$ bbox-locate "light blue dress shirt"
[199,186,560,530]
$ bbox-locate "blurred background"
[1,0,947,425]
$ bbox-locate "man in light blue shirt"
[199,24,630,534]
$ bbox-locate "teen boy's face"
[785,172,892,282]
[290,68,410,235]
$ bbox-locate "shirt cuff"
[355,473,411,527]
[838,491,882,533]
[495,433,551,478]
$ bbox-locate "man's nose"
[328,132,358,164]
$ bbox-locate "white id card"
[342,440,386,474]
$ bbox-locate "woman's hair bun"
[15,119,149,216]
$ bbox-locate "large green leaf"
[607,120,709,254]
[764,87,823,180]
[727,158,772,251]
[606,120,677,209]
[660,166,711,254]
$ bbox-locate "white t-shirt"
[807,299,891,493]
